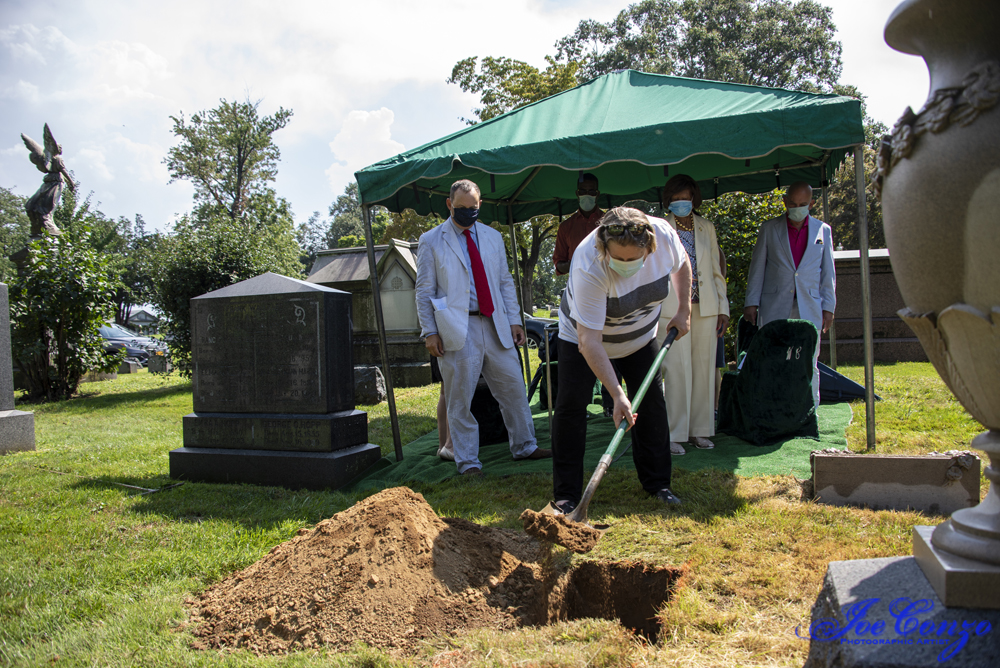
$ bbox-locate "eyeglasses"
[576,188,599,196]
[602,222,653,244]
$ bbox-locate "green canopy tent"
[354,69,877,461]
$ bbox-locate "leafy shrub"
[9,229,123,401]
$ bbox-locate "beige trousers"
[658,302,718,442]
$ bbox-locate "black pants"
[552,337,672,503]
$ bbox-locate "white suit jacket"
[659,213,729,319]
[415,218,521,351]
[744,214,836,330]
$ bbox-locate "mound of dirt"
[189,487,551,654]
[189,487,681,655]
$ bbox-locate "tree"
[296,211,327,272]
[151,206,303,375]
[502,215,561,312]
[447,56,581,124]
[0,187,31,283]
[164,97,292,221]
[555,0,842,90]
[109,215,161,327]
[322,181,401,249]
[9,229,123,401]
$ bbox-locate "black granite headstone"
[170,273,380,489]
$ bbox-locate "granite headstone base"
[183,410,368,452]
[803,556,999,668]
[0,409,35,454]
[913,525,1000,610]
[168,442,381,491]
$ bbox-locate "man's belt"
[469,310,485,317]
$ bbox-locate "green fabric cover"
[718,320,820,446]
[347,401,851,492]
[355,69,865,222]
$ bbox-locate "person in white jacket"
[743,181,836,408]
[415,179,551,476]
[656,175,729,455]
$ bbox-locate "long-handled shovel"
[521,327,679,552]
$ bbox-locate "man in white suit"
[743,181,836,407]
[415,179,550,475]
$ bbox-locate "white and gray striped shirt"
[558,216,687,359]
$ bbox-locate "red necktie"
[463,228,494,317]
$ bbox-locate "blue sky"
[1,0,928,232]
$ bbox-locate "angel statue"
[21,124,73,237]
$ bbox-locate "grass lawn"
[0,362,986,667]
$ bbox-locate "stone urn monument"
[876,0,1000,609]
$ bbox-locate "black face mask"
[452,207,479,228]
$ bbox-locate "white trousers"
[438,315,537,473]
[658,302,717,442]
[790,301,821,409]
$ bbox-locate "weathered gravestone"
[0,283,35,455]
[169,273,381,490]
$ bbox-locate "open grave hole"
[188,487,681,656]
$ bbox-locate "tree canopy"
[554,0,842,90]
[164,98,292,221]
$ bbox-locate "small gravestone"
[147,354,170,374]
[0,283,35,455]
[169,273,380,490]
[353,365,386,405]
[118,360,138,374]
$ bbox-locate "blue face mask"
[608,255,645,278]
[578,195,597,212]
[787,205,809,223]
[667,200,693,217]
[452,207,479,227]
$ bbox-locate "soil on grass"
[520,508,601,553]
[189,487,680,656]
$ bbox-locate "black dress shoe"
[653,488,682,505]
[553,499,577,514]
[514,448,552,461]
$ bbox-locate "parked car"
[522,312,557,350]
[99,323,167,366]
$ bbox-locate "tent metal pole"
[821,165,837,369]
[853,145,876,451]
[507,203,532,388]
[362,204,404,461]
[510,166,543,201]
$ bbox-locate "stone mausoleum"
[306,238,431,387]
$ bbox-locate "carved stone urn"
[877,0,1000,608]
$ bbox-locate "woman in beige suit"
[656,174,729,455]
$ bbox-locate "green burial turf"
[348,401,852,491]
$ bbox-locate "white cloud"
[325,108,405,191]
[0,24,79,65]
[1,80,41,103]
[76,147,114,181]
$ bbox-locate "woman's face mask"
[667,200,693,217]
[608,255,645,278]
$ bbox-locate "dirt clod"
[519,508,601,553]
